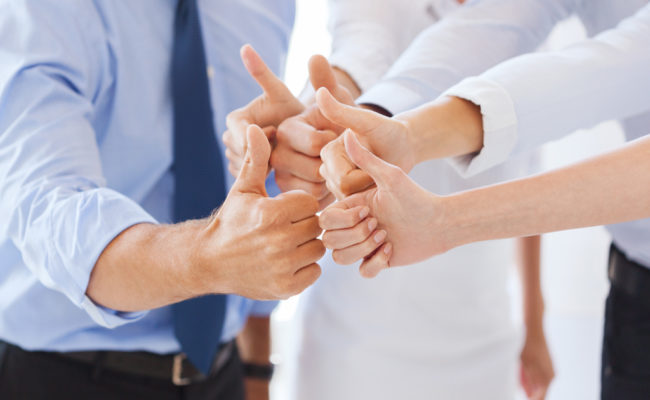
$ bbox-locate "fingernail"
[367,218,377,232]
[359,207,370,219]
[384,242,392,255]
[374,230,387,244]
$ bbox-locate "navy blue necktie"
[170,0,227,375]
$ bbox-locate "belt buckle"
[172,353,192,386]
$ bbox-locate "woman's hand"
[319,131,449,277]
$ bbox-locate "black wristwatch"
[242,362,275,380]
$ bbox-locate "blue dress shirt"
[0,0,293,353]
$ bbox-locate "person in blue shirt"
[0,1,326,399]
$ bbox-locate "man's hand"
[199,125,324,299]
[319,132,448,277]
[273,55,356,210]
[315,88,418,199]
[520,329,555,400]
[88,125,323,312]
[223,45,305,177]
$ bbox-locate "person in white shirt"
[315,3,650,398]
[224,1,555,398]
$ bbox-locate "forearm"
[237,316,272,364]
[398,95,484,162]
[443,136,650,249]
[516,235,544,332]
[238,316,272,399]
[87,221,212,312]
[358,0,568,115]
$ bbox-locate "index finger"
[340,170,375,196]
[319,204,369,231]
[275,190,320,223]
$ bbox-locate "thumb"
[316,87,384,134]
[308,55,338,93]
[343,130,397,189]
[240,44,293,101]
[232,125,271,196]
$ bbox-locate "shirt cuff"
[443,77,519,177]
[81,298,148,329]
[53,189,157,328]
[358,79,438,116]
[248,300,279,317]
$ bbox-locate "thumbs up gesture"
[272,55,357,210]
[223,45,305,177]
[203,125,325,299]
[316,87,419,200]
[224,45,359,210]
[319,132,447,278]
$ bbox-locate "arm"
[89,126,325,311]
[319,131,650,275]
[358,0,578,114]
[317,4,650,194]
[443,135,650,248]
[516,236,555,399]
[443,3,650,175]
[237,316,272,400]
[327,0,436,94]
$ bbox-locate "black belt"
[2,339,236,386]
[609,244,650,305]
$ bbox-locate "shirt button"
[207,65,215,80]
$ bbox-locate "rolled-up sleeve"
[0,2,156,328]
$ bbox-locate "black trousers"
[0,343,245,400]
[602,247,650,399]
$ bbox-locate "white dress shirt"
[442,3,650,267]
[358,0,648,114]
[352,0,650,267]
[288,2,536,399]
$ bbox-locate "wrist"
[437,193,477,252]
[181,218,231,297]
[397,96,484,164]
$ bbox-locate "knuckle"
[385,165,405,183]
[360,221,373,238]
[332,250,348,265]
[321,233,334,249]
[314,240,326,259]
[319,141,334,160]
[306,134,327,156]
[318,212,332,230]
[269,148,284,169]
[275,124,290,143]
[306,182,325,198]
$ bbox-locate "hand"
[319,132,448,277]
[316,87,418,199]
[520,330,555,400]
[223,44,304,177]
[199,125,324,300]
[272,55,356,210]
